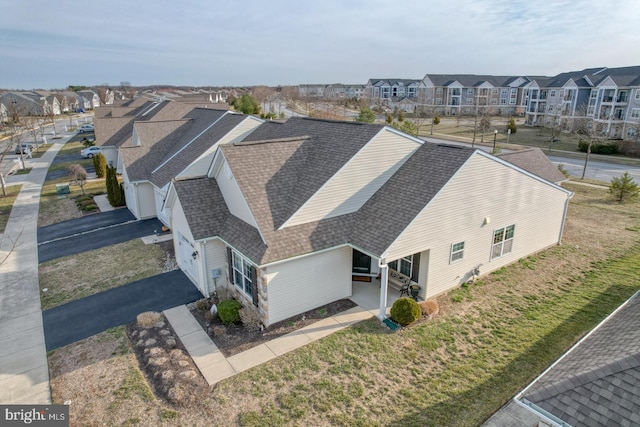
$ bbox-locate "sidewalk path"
[164,305,373,386]
[0,133,73,404]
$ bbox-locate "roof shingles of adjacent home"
[498,148,567,184]
[149,111,245,188]
[522,292,640,426]
[120,109,246,187]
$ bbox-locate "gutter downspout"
[378,260,389,321]
[558,191,574,244]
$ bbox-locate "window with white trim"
[631,108,640,119]
[627,127,636,137]
[550,90,556,97]
[492,225,515,259]
[437,87,443,94]
[231,250,253,298]
[450,242,465,263]
[389,255,413,277]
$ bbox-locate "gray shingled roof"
[149,111,245,188]
[120,109,246,187]
[177,123,478,265]
[424,74,532,88]
[521,292,640,427]
[120,120,190,182]
[351,143,475,255]
[173,177,267,260]
[239,117,385,229]
[498,148,567,184]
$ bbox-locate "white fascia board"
[476,150,573,196]
[382,125,425,145]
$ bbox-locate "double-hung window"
[492,225,515,259]
[389,255,413,278]
[231,250,253,298]
[450,242,465,263]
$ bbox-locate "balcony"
[602,96,613,103]
[617,94,629,103]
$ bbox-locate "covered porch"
[349,279,404,318]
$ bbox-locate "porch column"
[378,263,389,321]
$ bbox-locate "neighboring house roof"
[120,109,243,188]
[424,74,533,88]
[520,291,640,427]
[498,148,567,184]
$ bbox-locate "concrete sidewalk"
[164,305,373,386]
[0,132,74,404]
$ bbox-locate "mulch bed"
[189,298,357,357]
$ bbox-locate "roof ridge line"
[525,352,640,402]
[233,135,310,146]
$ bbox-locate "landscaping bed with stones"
[126,312,208,406]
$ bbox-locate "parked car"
[80,146,102,158]
[15,143,34,154]
[77,124,94,133]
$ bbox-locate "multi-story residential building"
[364,79,425,112]
[420,74,531,117]
[523,66,640,141]
[298,84,327,98]
[324,84,365,99]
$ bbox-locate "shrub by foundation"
[390,297,421,325]
[217,299,242,325]
[419,300,440,317]
[239,307,262,331]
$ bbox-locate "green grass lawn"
[0,184,22,233]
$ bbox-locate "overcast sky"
[1,0,639,90]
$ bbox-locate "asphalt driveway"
[38,213,164,263]
[43,270,202,351]
[38,209,136,243]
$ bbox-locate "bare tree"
[0,228,24,267]
[24,117,41,153]
[67,164,87,194]
[573,104,606,179]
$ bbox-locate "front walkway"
[164,305,373,386]
[0,134,72,404]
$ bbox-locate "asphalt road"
[43,270,202,351]
[38,215,164,263]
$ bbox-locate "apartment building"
[523,66,640,141]
[420,74,531,117]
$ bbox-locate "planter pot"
[409,285,421,300]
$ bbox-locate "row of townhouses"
[0,89,107,123]
[297,66,640,141]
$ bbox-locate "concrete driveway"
[43,270,202,351]
[38,214,165,263]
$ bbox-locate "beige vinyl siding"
[203,238,227,295]
[214,158,259,230]
[155,187,170,225]
[265,246,352,326]
[178,117,263,179]
[136,182,157,219]
[283,129,420,228]
[386,154,569,298]
[122,167,138,219]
